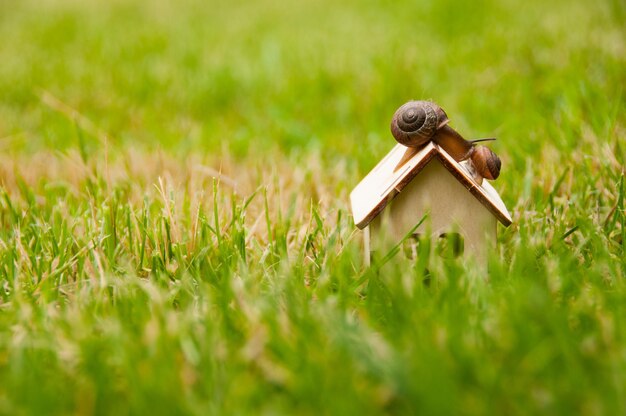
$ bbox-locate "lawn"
[0,0,625,414]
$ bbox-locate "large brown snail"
[391,100,501,183]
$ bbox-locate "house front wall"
[368,158,497,264]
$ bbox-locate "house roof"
[350,142,513,229]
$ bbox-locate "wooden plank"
[350,143,438,229]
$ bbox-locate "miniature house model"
[350,140,512,266]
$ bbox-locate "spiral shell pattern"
[390,101,445,147]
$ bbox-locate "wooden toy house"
[350,141,512,266]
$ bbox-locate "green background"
[0,0,624,414]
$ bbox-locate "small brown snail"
[391,100,501,183]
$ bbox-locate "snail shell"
[390,101,448,147]
[470,146,501,180]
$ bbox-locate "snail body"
[390,100,501,182]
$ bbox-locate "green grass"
[0,0,625,414]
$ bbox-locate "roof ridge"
[350,143,512,229]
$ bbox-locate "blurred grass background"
[0,0,624,414]
[1,0,623,166]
